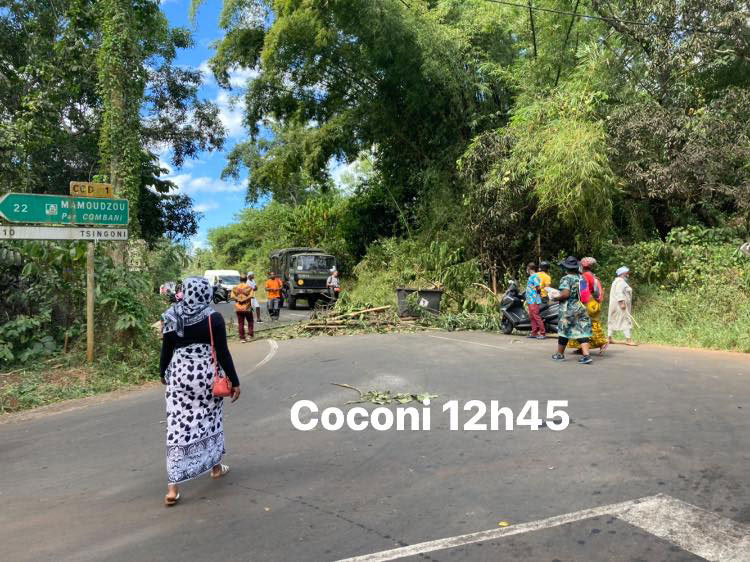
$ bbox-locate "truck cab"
[270,248,337,309]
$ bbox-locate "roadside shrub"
[0,312,57,366]
[596,226,750,351]
[346,238,482,311]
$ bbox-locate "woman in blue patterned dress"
[551,256,593,364]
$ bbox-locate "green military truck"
[269,247,337,309]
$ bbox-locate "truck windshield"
[219,275,240,285]
[296,255,335,271]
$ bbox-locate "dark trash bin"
[396,287,444,316]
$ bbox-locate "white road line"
[334,494,750,562]
[618,494,750,562]
[245,339,278,375]
[427,334,511,350]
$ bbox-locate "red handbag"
[208,314,233,398]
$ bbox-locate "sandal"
[211,464,230,479]
[164,492,181,507]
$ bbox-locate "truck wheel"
[288,296,297,310]
[501,316,514,335]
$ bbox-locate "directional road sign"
[0,193,128,225]
[70,181,114,198]
[0,225,128,241]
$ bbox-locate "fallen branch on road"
[331,382,437,405]
[328,305,391,320]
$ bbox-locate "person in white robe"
[607,266,635,345]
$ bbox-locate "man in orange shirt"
[265,272,283,320]
[230,274,254,342]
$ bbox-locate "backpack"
[579,275,591,304]
[579,272,603,304]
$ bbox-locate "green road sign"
[0,193,128,226]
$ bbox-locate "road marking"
[618,494,750,562]
[334,494,750,562]
[246,339,278,376]
[427,334,511,350]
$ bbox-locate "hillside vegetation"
[190,0,750,351]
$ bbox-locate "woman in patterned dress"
[551,256,594,364]
[568,257,608,354]
[160,277,241,506]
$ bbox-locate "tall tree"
[194,0,517,210]
[0,0,226,243]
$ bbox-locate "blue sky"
[158,0,257,250]
[159,0,352,250]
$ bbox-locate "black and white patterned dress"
[160,278,240,484]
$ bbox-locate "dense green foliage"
[194,0,749,265]
[0,239,172,368]
[3,0,750,403]
[197,0,749,352]
[0,1,225,379]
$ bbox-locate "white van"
[203,269,242,291]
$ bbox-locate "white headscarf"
[161,277,215,336]
[616,266,630,277]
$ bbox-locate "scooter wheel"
[501,317,514,335]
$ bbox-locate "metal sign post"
[87,242,95,363]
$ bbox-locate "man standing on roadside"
[326,268,340,302]
[265,272,283,320]
[247,272,263,323]
[525,262,546,339]
[231,274,255,343]
[608,266,635,346]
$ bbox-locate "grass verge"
[629,287,750,353]
[0,337,160,414]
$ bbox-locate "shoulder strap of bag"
[208,313,221,379]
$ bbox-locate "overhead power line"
[480,0,738,36]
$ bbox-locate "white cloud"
[199,60,259,89]
[228,66,259,88]
[193,201,220,213]
[198,60,213,85]
[216,90,246,138]
[158,160,174,175]
[182,158,205,170]
[166,172,246,195]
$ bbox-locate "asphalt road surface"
[214,300,312,334]
[1,332,749,561]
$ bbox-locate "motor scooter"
[499,280,559,335]
[212,284,230,304]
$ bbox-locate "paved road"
[213,300,312,334]
[1,332,749,561]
